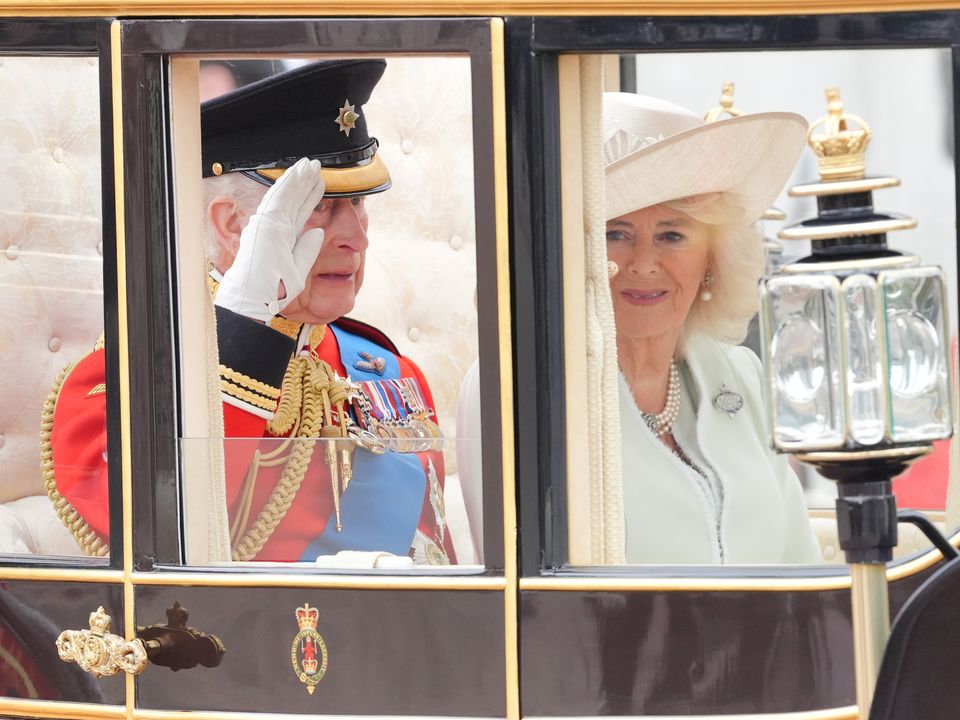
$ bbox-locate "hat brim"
[251,154,392,197]
[605,112,807,223]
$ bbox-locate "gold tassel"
[231,355,357,559]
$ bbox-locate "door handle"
[137,601,225,671]
[55,606,148,677]
[57,602,225,677]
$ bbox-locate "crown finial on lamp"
[807,86,872,181]
[704,81,744,122]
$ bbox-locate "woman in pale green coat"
[603,92,821,564]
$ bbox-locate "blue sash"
[298,325,426,560]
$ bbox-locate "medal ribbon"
[401,377,430,416]
[360,381,394,422]
[384,379,409,419]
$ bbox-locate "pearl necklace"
[641,360,681,437]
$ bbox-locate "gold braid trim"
[219,365,281,399]
[269,316,304,340]
[40,363,109,558]
[232,356,327,561]
[220,379,279,412]
[231,352,358,561]
[267,359,306,437]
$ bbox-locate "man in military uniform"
[44,59,456,565]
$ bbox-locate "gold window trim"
[0,700,861,720]
[0,1,958,17]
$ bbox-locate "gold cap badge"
[335,100,359,137]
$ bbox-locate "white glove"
[215,157,327,323]
[314,551,413,569]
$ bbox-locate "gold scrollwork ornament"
[56,606,148,678]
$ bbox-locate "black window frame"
[506,11,960,576]
[119,17,508,574]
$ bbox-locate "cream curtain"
[580,57,624,565]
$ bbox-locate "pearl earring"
[701,270,714,302]
[607,260,620,278]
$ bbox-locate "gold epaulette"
[40,363,109,558]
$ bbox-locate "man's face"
[272,195,369,325]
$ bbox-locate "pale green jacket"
[620,333,822,565]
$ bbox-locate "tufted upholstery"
[353,58,481,562]
[0,57,105,507]
[354,56,479,467]
[0,56,481,562]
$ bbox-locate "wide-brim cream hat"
[604,92,807,222]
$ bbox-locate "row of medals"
[344,381,443,455]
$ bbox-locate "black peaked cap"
[200,59,287,89]
[201,59,389,194]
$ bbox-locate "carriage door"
[507,12,960,719]
[112,16,515,719]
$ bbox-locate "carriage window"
[564,47,957,567]
[0,56,110,561]
[171,56,486,568]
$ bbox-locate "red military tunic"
[48,312,456,564]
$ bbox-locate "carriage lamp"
[758,87,953,719]
[762,207,786,274]
[704,82,789,276]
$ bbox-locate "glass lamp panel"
[841,274,887,446]
[881,266,952,442]
[760,274,845,450]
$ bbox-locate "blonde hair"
[662,193,765,354]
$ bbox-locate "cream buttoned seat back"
[351,57,481,563]
[0,57,106,555]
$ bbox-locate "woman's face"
[606,204,711,342]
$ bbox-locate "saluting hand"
[215,157,326,323]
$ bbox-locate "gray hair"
[201,173,268,264]
[664,193,765,354]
